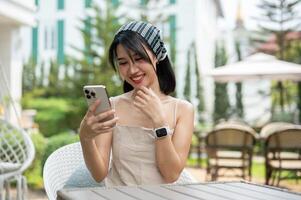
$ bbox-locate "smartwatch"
[154,126,171,139]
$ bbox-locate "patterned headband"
[115,21,167,61]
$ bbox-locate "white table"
[57,181,301,200]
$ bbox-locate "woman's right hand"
[79,99,118,140]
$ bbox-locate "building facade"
[0,0,36,123]
[31,0,223,124]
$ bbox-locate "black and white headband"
[115,21,167,61]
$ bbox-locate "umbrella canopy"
[209,53,301,83]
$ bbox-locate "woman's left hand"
[133,86,167,128]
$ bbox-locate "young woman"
[79,21,194,186]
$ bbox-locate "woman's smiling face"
[116,44,158,89]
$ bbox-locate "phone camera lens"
[91,92,96,97]
[86,95,91,99]
[84,89,90,94]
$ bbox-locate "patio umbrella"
[209,53,301,83]
[208,52,301,113]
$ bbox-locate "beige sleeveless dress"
[105,93,178,187]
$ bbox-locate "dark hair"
[108,31,176,95]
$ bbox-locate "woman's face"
[116,44,158,89]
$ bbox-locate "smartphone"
[83,85,111,115]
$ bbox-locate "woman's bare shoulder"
[174,98,194,112]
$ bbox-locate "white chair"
[0,119,35,200]
[43,142,86,200]
[43,142,196,200]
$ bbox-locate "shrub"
[41,132,79,172]
[24,131,47,189]
[22,97,87,137]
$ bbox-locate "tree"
[183,48,191,101]
[193,43,205,121]
[69,0,123,97]
[254,0,301,114]
[47,60,60,97]
[283,39,301,122]
[183,42,204,122]
[22,57,37,93]
[234,41,244,118]
[213,43,230,123]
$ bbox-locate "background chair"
[43,142,196,200]
[263,124,301,186]
[0,119,35,200]
[205,122,257,181]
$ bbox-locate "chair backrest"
[0,119,35,178]
[43,142,84,200]
[260,122,296,138]
[206,123,257,150]
[266,128,301,150]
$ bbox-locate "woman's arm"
[154,100,194,183]
[133,87,194,183]
[79,100,117,182]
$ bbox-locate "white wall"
[0,26,28,123]
[0,0,35,124]
[194,0,220,123]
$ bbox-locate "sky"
[221,0,261,31]
[221,0,301,32]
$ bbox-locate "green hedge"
[24,131,79,189]
[22,97,86,137]
[24,131,47,189]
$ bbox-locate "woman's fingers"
[92,117,118,131]
[95,109,115,122]
[86,99,101,117]
[136,88,150,100]
[138,86,150,95]
[134,95,147,105]
[133,101,144,109]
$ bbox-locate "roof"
[257,31,301,53]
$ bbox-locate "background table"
[57,181,301,200]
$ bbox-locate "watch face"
[156,128,168,137]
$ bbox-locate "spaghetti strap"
[109,97,116,109]
[174,99,178,128]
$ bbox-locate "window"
[111,0,119,7]
[32,27,38,63]
[57,20,65,64]
[57,0,64,10]
[84,17,93,65]
[140,0,146,5]
[169,15,176,63]
[169,0,176,4]
[85,0,92,8]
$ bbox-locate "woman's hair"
[108,30,176,95]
